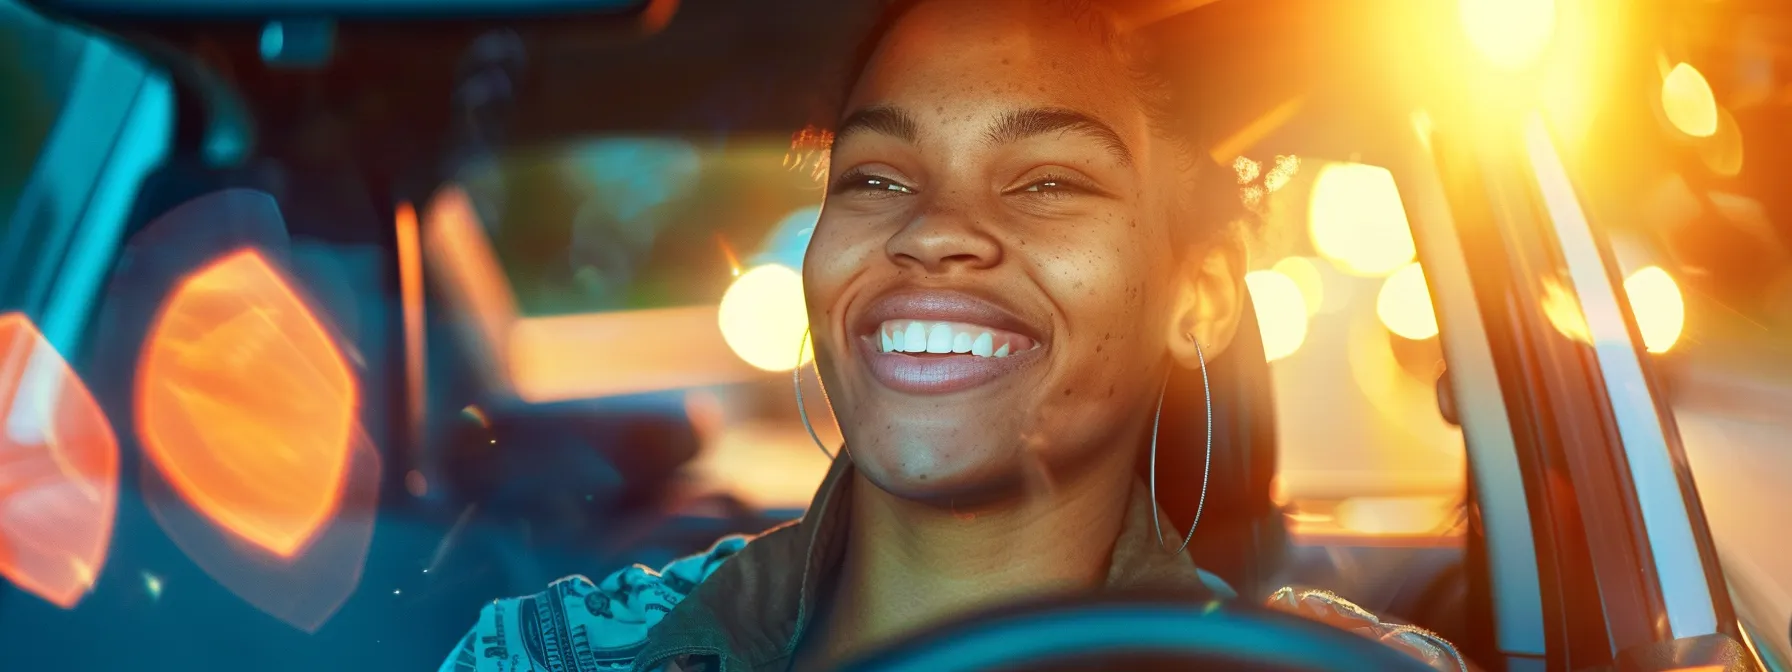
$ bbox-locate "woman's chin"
[849,439,1022,505]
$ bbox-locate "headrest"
[1136,291,1284,596]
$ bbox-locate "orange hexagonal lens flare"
[137,249,357,559]
[0,312,119,608]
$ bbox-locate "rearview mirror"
[18,0,675,78]
[22,0,650,20]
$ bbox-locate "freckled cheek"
[1038,249,1156,379]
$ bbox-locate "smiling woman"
[442,1,1467,670]
[801,0,1245,534]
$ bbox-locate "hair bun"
[1231,154,1301,218]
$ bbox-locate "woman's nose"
[884,208,1003,274]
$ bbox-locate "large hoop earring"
[793,326,836,459]
[1149,333,1213,556]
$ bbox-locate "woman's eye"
[1019,176,1092,197]
[864,177,915,194]
[834,172,915,196]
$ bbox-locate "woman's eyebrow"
[983,107,1134,167]
[835,105,922,145]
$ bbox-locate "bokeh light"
[1661,62,1719,138]
[0,313,118,609]
[1377,263,1439,341]
[718,264,811,371]
[1308,162,1416,277]
[1244,270,1309,362]
[1624,266,1685,354]
[1459,0,1556,71]
[138,249,357,559]
[1272,256,1325,316]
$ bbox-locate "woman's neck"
[801,455,1137,668]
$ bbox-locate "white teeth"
[876,320,1029,358]
[926,324,954,353]
[903,322,927,352]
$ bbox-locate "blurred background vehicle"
[0,0,1785,669]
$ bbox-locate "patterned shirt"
[441,456,1466,672]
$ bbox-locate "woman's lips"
[857,319,1043,394]
[851,289,1048,395]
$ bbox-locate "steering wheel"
[840,592,1442,672]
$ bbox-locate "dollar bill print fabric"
[439,536,748,672]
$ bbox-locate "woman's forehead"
[846,0,1141,134]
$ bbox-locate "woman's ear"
[1165,235,1246,368]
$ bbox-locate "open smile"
[853,291,1047,395]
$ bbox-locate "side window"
[0,0,86,222]
[0,0,172,613]
[0,0,172,351]
[1260,158,1467,529]
[1240,144,1474,644]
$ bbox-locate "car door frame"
[1425,108,1746,670]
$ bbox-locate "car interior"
[12,0,1779,669]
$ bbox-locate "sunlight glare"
[1460,0,1556,71]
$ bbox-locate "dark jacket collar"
[634,455,1232,672]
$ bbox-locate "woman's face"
[805,0,1210,503]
